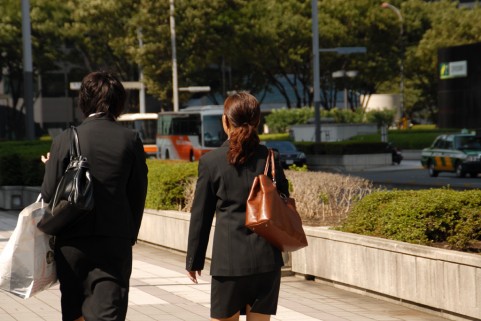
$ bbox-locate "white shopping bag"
[0,200,57,299]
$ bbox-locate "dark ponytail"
[224,92,260,166]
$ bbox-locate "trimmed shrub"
[338,189,481,251]
[296,141,389,155]
[0,140,51,186]
[145,159,198,210]
[181,169,376,226]
[265,107,313,133]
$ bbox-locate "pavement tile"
[0,210,452,321]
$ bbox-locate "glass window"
[172,114,201,135]
[456,136,481,149]
[433,137,444,149]
[203,115,226,147]
[134,119,156,144]
[265,141,297,152]
[159,115,172,135]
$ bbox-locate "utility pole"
[137,28,146,113]
[22,0,34,140]
[312,0,321,143]
[170,0,179,112]
[382,2,404,122]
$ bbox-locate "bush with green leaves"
[145,159,198,210]
[265,107,313,133]
[296,141,389,155]
[338,189,481,251]
[365,109,395,128]
[0,140,51,185]
[325,108,364,123]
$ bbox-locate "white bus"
[117,113,158,158]
[156,105,226,161]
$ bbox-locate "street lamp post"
[137,28,146,113]
[170,0,179,112]
[21,0,34,140]
[311,0,321,143]
[382,2,404,122]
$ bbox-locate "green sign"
[440,61,467,79]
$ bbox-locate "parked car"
[262,140,307,168]
[420,132,481,177]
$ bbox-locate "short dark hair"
[78,71,126,118]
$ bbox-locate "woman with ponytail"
[186,92,289,321]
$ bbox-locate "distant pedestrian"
[186,92,289,321]
[41,71,148,321]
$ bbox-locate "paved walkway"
[0,210,448,321]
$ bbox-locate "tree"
[0,0,71,138]
[64,0,140,80]
[405,0,481,122]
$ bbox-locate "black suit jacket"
[41,115,148,243]
[186,142,288,276]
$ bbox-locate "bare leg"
[211,311,240,321]
[246,305,270,321]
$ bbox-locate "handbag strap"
[69,126,81,159]
[264,149,277,185]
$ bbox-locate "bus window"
[156,106,224,161]
[172,114,201,135]
[117,113,158,158]
[203,115,226,147]
[134,119,156,144]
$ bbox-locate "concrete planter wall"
[138,210,479,321]
[290,123,377,142]
[292,226,481,321]
[307,153,392,172]
[0,186,41,210]
[138,209,215,258]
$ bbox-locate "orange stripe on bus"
[144,146,158,153]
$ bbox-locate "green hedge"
[0,140,51,185]
[338,189,481,251]
[295,141,389,155]
[145,159,198,210]
[350,128,460,149]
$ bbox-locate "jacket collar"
[80,113,115,125]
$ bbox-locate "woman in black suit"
[186,92,289,321]
[41,71,148,321]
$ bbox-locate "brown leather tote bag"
[246,149,308,252]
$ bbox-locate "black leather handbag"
[37,127,94,235]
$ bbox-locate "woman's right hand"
[41,152,50,164]
[187,270,201,284]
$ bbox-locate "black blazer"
[186,142,288,276]
[41,115,148,243]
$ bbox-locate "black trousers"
[54,237,133,321]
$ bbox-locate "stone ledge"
[0,186,41,210]
[307,153,392,172]
[292,227,481,321]
[138,210,480,321]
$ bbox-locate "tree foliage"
[2,0,481,128]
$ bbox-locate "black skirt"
[210,269,281,318]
